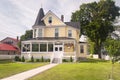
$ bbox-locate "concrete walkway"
[1,64,58,80]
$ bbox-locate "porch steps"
[52,58,60,63]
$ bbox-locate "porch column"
[33,29,34,38]
[63,42,64,55]
[39,43,40,52]
[36,28,38,37]
[30,42,32,52]
[21,42,24,53]
[53,42,55,52]
[47,42,48,52]
[74,40,77,62]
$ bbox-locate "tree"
[18,30,33,48]
[20,30,33,41]
[105,38,120,60]
[88,39,95,55]
[105,38,120,80]
[71,0,120,58]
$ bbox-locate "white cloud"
[0,0,119,40]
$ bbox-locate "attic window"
[48,17,52,23]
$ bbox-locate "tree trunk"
[98,51,101,59]
[95,43,102,59]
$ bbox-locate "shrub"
[62,59,68,62]
[14,56,20,61]
[45,59,50,62]
[31,56,34,62]
[21,56,25,62]
[41,56,44,62]
[36,59,40,62]
[70,56,73,62]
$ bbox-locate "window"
[55,28,59,37]
[68,30,72,37]
[23,44,30,52]
[38,29,42,37]
[48,17,52,23]
[80,45,84,53]
[48,44,53,52]
[59,47,62,51]
[55,47,58,51]
[32,44,39,52]
[40,44,47,52]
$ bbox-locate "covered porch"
[21,37,77,63]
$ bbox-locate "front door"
[54,45,63,58]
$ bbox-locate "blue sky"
[0,0,120,40]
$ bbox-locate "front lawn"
[29,62,120,80]
[0,61,48,79]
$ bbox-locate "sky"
[0,0,120,40]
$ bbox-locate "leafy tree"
[88,39,95,55]
[20,30,33,41]
[104,38,120,79]
[71,0,120,58]
[18,30,33,48]
[105,38,120,60]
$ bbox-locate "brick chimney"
[17,36,19,41]
[61,15,64,22]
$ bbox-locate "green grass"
[0,61,48,79]
[29,62,120,80]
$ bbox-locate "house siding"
[43,14,65,26]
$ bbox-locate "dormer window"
[48,17,52,23]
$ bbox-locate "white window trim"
[55,28,59,37]
[38,28,42,37]
[68,30,72,37]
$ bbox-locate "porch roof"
[22,37,75,42]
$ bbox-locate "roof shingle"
[0,43,18,51]
[65,22,80,29]
[33,8,45,27]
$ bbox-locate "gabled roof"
[65,22,80,29]
[1,37,19,42]
[33,8,45,27]
[0,43,18,51]
[32,8,80,29]
[41,10,66,25]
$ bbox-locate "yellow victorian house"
[21,8,88,63]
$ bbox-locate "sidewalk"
[1,64,58,80]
